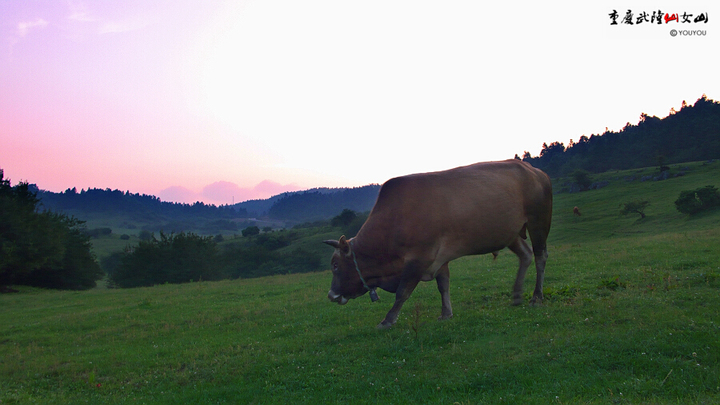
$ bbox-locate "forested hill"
[37,187,247,219]
[267,185,381,221]
[33,184,382,224]
[520,95,720,177]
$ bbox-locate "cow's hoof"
[511,298,523,306]
[376,321,393,330]
[438,314,453,321]
[529,298,543,307]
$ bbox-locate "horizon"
[2,1,717,205]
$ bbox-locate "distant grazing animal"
[573,206,582,216]
[323,160,553,329]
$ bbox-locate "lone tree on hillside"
[620,200,649,219]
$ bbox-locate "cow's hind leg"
[508,236,533,306]
[530,246,547,305]
[527,219,550,306]
[436,262,453,321]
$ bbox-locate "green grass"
[550,161,720,244]
[2,161,720,404]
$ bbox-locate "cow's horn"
[322,240,340,249]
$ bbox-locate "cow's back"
[356,160,551,261]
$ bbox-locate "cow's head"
[323,235,369,304]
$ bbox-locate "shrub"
[241,226,260,237]
[111,232,221,288]
[675,185,720,214]
[254,232,290,250]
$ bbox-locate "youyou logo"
[670,29,707,37]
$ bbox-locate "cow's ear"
[338,235,351,256]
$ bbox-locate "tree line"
[37,186,249,219]
[519,95,720,177]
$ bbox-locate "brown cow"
[323,160,553,329]
[573,206,581,216]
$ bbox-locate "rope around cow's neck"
[349,241,379,302]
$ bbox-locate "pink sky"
[2,1,717,205]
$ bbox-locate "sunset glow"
[1,1,717,205]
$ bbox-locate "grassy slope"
[1,161,719,404]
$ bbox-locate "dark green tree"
[571,170,593,191]
[241,226,260,237]
[0,170,103,289]
[675,186,720,215]
[331,209,358,228]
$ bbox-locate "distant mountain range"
[235,185,381,220]
[234,187,350,218]
[33,183,381,225]
[263,185,381,221]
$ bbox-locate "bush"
[675,185,720,214]
[221,244,275,279]
[254,232,290,250]
[221,245,322,279]
[241,226,260,237]
[111,232,221,288]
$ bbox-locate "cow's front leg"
[436,262,453,321]
[377,262,424,329]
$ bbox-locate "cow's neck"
[350,235,403,293]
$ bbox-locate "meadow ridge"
[1,161,719,404]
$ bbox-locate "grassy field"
[2,161,719,404]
